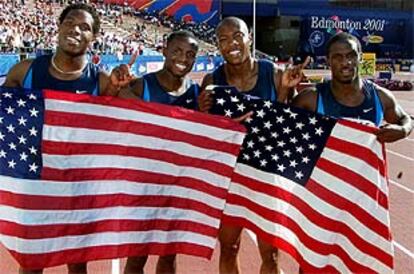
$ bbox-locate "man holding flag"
[292,32,412,142]
[198,16,309,274]
[206,31,412,274]
[120,30,201,274]
[3,3,132,97]
[2,3,136,274]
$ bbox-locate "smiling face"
[216,18,251,65]
[328,39,361,84]
[163,36,198,78]
[58,9,96,57]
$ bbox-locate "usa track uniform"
[316,80,384,126]
[22,54,100,95]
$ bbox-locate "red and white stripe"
[223,119,394,273]
[0,90,246,269]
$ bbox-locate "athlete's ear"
[248,31,253,48]
[357,52,363,63]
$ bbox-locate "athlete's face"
[58,9,96,56]
[163,36,198,78]
[216,21,251,65]
[328,40,361,84]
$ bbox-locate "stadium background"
[0,0,413,273]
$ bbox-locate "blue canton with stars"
[209,86,337,186]
[0,87,44,179]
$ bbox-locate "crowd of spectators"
[135,8,216,45]
[0,0,58,54]
[0,0,218,57]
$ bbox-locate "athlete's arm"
[274,68,294,103]
[375,84,413,142]
[101,52,139,97]
[2,59,33,88]
[291,87,318,111]
[274,57,311,103]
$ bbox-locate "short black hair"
[59,3,100,35]
[166,30,198,50]
[326,32,362,56]
[216,16,249,36]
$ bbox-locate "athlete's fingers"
[118,64,131,81]
[299,56,311,70]
[110,68,121,85]
[198,90,214,112]
[233,111,253,123]
[128,51,138,67]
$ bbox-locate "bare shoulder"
[370,81,411,123]
[370,81,397,109]
[291,86,318,111]
[3,59,34,88]
[201,72,214,90]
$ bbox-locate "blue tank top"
[316,80,384,126]
[141,72,199,110]
[212,59,277,101]
[22,54,100,96]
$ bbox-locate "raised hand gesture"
[281,56,311,89]
[109,51,139,91]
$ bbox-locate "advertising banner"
[300,15,408,59]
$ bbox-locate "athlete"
[198,17,309,274]
[3,4,132,274]
[121,30,200,274]
[292,32,412,142]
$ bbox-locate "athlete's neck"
[331,76,362,97]
[52,49,88,74]
[156,69,186,92]
[225,56,255,78]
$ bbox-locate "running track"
[1,87,413,273]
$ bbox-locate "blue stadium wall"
[0,54,223,77]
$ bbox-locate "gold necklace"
[50,54,87,75]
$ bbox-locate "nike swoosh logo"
[363,107,373,113]
[76,90,88,94]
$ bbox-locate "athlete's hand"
[109,51,138,91]
[198,89,214,112]
[375,124,408,143]
[281,56,311,89]
[232,111,254,123]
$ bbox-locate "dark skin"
[200,17,308,274]
[198,17,309,114]
[5,8,134,274]
[121,35,198,274]
[118,36,198,100]
[292,39,412,143]
[3,9,130,96]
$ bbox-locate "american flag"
[0,87,246,269]
[210,86,394,273]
